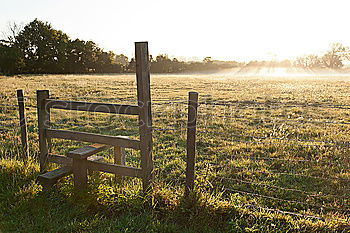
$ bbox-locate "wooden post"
[114,146,126,182]
[185,92,199,195]
[73,158,88,190]
[135,42,153,192]
[37,90,50,172]
[17,89,29,161]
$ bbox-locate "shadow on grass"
[0,160,348,233]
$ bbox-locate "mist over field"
[221,67,350,77]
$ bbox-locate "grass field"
[0,73,350,232]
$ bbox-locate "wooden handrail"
[44,99,140,115]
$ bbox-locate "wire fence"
[198,100,350,110]
[194,100,350,222]
[1,95,349,222]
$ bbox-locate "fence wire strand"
[197,114,350,126]
[197,130,350,147]
[228,154,347,166]
[224,188,350,213]
[216,165,350,182]
[217,176,347,199]
[198,100,350,110]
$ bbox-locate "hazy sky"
[1,0,349,61]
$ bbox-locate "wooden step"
[38,155,104,191]
[38,166,72,191]
[66,144,111,159]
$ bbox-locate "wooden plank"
[185,92,199,194]
[38,166,72,191]
[48,154,104,165]
[135,42,153,191]
[37,90,50,172]
[45,129,140,150]
[38,166,72,183]
[45,99,140,115]
[85,160,142,178]
[17,89,29,161]
[66,144,111,159]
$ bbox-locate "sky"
[1,0,349,61]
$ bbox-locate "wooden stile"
[36,42,154,192]
[185,92,199,194]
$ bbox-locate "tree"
[95,51,115,73]
[203,57,213,63]
[322,43,349,69]
[0,42,24,74]
[14,19,69,73]
[66,39,87,73]
[115,54,129,66]
[1,21,23,45]
[152,54,173,73]
[295,55,322,68]
[127,58,136,72]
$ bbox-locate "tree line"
[1,19,349,75]
[0,19,240,75]
[294,43,350,69]
[244,43,350,69]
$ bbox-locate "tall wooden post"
[185,92,199,195]
[135,42,153,192]
[17,89,29,161]
[37,90,50,172]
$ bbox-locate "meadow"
[0,71,349,232]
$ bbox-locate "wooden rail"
[85,160,142,178]
[45,99,140,115]
[45,129,140,150]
